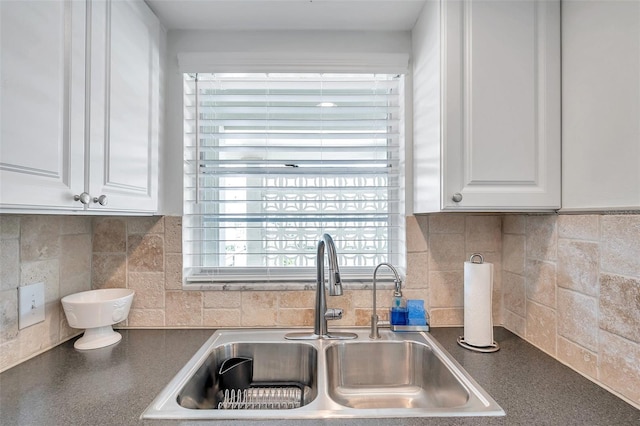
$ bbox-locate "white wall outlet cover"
[18,282,46,330]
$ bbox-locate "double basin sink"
[142,328,504,420]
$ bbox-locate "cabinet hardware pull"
[73,192,91,205]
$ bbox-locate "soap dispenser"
[390,278,407,325]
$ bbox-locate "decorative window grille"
[183,73,403,284]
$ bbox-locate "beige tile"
[0,215,20,239]
[429,271,463,308]
[203,291,241,309]
[203,308,241,327]
[92,218,126,253]
[557,239,599,297]
[465,215,502,253]
[0,289,18,343]
[525,215,557,261]
[59,304,80,341]
[525,300,556,356]
[129,272,165,309]
[502,310,526,338]
[240,292,278,326]
[279,291,315,308]
[525,260,556,309]
[127,216,165,235]
[164,254,183,290]
[502,234,525,274]
[20,216,61,261]
[0,339,20,372]
[502,215,525,234]
[405,252,428,289]
[503,271,526,317]
[165,291,202,326]
[91,254,127,289]
[19,301,59,359]
[429,214,465,234]
[557,215,599,241]
[599,273,640,344]
[601,215,640,278]
[557,288,598,351]
[164,216,183,254]
[0,239,19,291]
[348,288,394,309]
[557,336,597,380]
[428,233,465,271]
[127,234,164,272]
[599,330,640,405]
[355,308,386,326]
[128,308,165,327]
[60,234,92,297]
[60,216,92,235]
[20,259,59,303]
[277,308,315,326]
[429,308,463,326]
[401,288,428,302]
[406,215,428,253]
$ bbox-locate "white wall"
[161,30,412,215]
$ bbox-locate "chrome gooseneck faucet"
[285,234,357,340]
[370,262,402,339]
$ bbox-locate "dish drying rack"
[218,385,303,410]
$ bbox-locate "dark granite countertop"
[1,327,638,425]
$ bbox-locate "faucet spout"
[285,234,357,340]
[370,262,402,339]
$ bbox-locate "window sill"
[182,279,395,292]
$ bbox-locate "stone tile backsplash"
[1,212,638,409]
[503,213,640,407]
[0,215,92,372]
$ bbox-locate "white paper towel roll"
[463,259,494,347]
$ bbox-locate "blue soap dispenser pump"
[390,277,407,325]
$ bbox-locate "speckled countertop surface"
[1,327,638,425]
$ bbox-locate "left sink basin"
[177,341,318,410]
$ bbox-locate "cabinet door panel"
[442,0,560,210]
[0,0,85,210]
[89,0,159,212]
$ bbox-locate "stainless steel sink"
[326,341,469,410]
[142,328,504,420]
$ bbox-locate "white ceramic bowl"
[61,288,135,350]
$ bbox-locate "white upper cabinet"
[412,0,561,212]
[0,0,160,214]
[0,0,86,211]
[562,0,640,211]
[87,0,160,213]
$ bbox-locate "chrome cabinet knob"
[93,195,108,206]
[452,193,463,203]
[73,192,91,205]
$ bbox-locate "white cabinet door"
[413,0,560,212]
[0,0,86,211]
[562,0,640,211]
[87,0,159,213]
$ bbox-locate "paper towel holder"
[457,253,500,353]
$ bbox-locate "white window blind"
[183,73,403,284]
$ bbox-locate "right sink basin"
[325,340,469,410]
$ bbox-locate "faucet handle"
[325,308,343,321]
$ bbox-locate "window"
[183,73,404,286]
